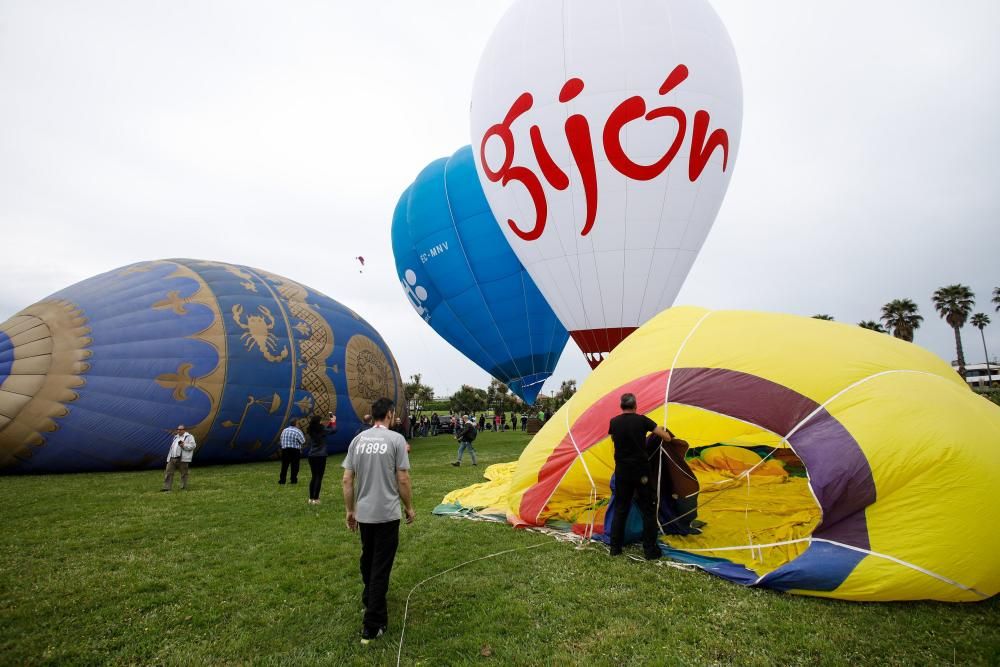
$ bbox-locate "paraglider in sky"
[355,256,365,273]
[438,307,1000,602]
[392,146,569,404]
[470,0,743,368]
[0,259,405,474]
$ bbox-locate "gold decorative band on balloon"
[345,334,398,421]
[0,300,91,468]
[256,268,337,420]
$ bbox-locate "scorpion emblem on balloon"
[231,304,289,362]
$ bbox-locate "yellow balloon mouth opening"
[534,405,824,577]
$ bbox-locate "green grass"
[1,431,997,666]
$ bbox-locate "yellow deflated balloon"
[451,306,1000,602]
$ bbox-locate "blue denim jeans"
[456,441,477,464]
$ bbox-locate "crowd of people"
[405,408,553,439]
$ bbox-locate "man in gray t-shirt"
[342,398,414,645]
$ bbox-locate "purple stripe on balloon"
[669,367,816,433]
[787,415,875,548]
[669,367,874,550]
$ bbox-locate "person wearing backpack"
[451,415,478,467]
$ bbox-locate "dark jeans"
[279,447,300,483]
[610,470,660,556]
[359,520,400,632]
[308,456,326,500]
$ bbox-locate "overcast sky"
[2,1,998,398]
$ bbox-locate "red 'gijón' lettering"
[560,78,598,236]
[479,63,731,243]
[688,109,729,182]
[480,92,531,180]
[501,166,548,241]
[480,93,549,241]
[603,65,689,181]
[530,125,569,190]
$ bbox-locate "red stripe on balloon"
[518,371,666,522]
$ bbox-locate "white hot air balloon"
[471,0,742,368]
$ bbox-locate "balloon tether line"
[395,541,554,667]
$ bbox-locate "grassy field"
[1,430,997,666]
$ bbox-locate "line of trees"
[403,374,579,417]
[813,284,999,380]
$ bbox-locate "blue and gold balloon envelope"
[0,259,404,473]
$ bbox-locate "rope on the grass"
[626,553,698,572]
[396,527,697,664]
[395,541,553,667]
[438,506,507,524]
[440,510,602,551]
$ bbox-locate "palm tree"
[811,314,835,321]
[993,286,1000,312]
[880,299,923,342]
[932,284,975,377]
[971,313,993,388]
[858,320,886,333]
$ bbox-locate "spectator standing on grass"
[162,424,196,491]
[521,413,528,431]
[278,420,305,485]
[451,415,478,467]
[305,414,336,505]
[431,413,439,436]
[494,413,501,432]
[607,392,675,560]
[342,398,414,645]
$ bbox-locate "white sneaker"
[360,626,385,645]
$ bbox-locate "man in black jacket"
[451,415,478,467]
[607,392,675,559]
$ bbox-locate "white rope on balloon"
[563,396,601,545]
[656,310,713,532]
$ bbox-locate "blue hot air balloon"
[0,259,405,474]
[391,146,568,404]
